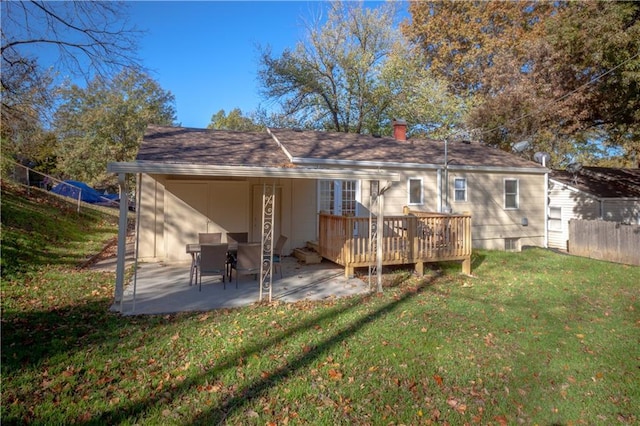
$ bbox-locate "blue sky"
[128,1,329,128]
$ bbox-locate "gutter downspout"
[444,139,450,213]
[544,166,549,248]
[437,169,442,213]
[114,173,128,309]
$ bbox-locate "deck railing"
[319,211,472,277]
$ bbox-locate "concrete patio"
[110,256,371,315]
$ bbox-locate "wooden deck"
[318,211,472,277]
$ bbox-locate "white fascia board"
[294,157,547,174]
[107,161,400,181]
[447,164,548,174]
[549,178,598,199]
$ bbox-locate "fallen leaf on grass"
[433,374,443,387]
[494,415,508,425]
[328,369,343,380]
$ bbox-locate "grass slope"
[1,182,638,425]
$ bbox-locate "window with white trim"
[504,179,519,209]
[454,178,467,202]
[408,178,423,205]
[549,206,562,231]
[318,180,358,216]
[341,180,357,216]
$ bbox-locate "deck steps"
[294,242,322,264]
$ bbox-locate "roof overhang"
[550,178,640,200]
[292,157,548,174]
[107,161,401,181]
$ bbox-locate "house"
[548,167,640,250]
[107,122,548,301]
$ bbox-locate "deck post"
[414,261,424,276]
[462,257,471,275]
[407,216,418,262]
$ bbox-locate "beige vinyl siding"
[137,173,166,261]
[359,170,545,251]
[137,175,305,263]
[290,179,318,250]
[137,176,252,262]
[380,170,439,214]
[456,171,546,250]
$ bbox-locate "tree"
[380,42,472,139]
[1,1,142,175]
[258,1,464,136]
[402,1,555,97]
[207,108,263,131]
[404,1,640,167]
[0,54,54,173]
[258,1,401,133]
[540,1,640,165]
[1,1,140,82]
[54,69,176,187]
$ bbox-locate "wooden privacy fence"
[318,211,472,277]
[569,219,640,266]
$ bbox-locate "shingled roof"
[268,128,543,169]
[137,125,290,167]
[550,167,640,198]
[138,125,545,171]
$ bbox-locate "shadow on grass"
[84,277,437,425]
[1,299,188,376]
[471,251,486,270]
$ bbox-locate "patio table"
[186,242,239,286]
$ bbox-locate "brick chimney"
[393,119,407,141]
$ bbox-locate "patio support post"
[376,189,384,293]
[260,182,275,302]
[114,172,128,306]
[368,181,378,291]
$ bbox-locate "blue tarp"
[51,180,118,204]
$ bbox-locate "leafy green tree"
[258,1,464,136]
[54,69,176,187]
[207,108,263,131]
[1,1,142,176]
[0,55,54,174]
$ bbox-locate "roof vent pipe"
[392,119,407,141]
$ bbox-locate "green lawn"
[2,182,639,425]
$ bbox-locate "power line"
[479,50,640,138]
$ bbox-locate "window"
[319,180,335,213]
[504,238,519,251]
[504,179,519,209]
[341,180,357,216]
[408,178,423,205]
[454,178,467,202]
[549,206,562,231]
[318,180,358,216]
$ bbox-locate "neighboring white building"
[548,167,640,250]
